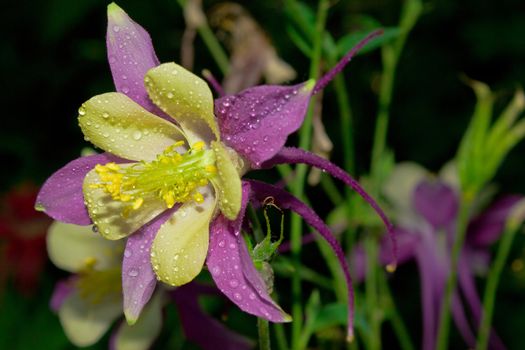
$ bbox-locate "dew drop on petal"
[128,268,138,277]
[229,279,239,288]
[113,25,120,32]
[133,131,142,140]
[124,249,132,258]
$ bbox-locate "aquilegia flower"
[48,221,253,350]
[353,162,520,350]
[36,3,395,338]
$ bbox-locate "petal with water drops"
[150,185,215,286]
[78,92,186,162]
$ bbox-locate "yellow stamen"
[93,142,217,213]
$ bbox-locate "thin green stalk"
[274,323,289,350]
[435,197,472,350]
[320,174,344,205]
[364,236,381,350]
[476,210,523,350]
[378,268,415,350]
[176,0,230,75]
[258,318,271,350]
[333,73,355,175]
[289,1,329,349]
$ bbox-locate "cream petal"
[113,292,163,350]
[58,289,122,347]
[83,166,167,240]
[47,222,123,273]
[145,63,219,144]
[78,92,186,162]
[150,186,216,286]
[211,141,242,220]
[383,162,428,227]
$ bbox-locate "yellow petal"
[58,289,122,347]
[78,92,186,162]
[211,141,242,220]
[151,186,216,286]
[115,292,163,350]
[144,63,219,144]
[47,222,122,273]
[83,166,167,240]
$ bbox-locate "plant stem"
[274,323,289,350]
[378,269,416,350]
[364,236,381,350]
[476,210,522,350]
[289,1,329,349]
[259,318,272,350]
[435,197,472,350]
[176,0,230,75]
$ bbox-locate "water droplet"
[122,86,130,94]
[128,268,138,277]
[229,243,236,249]
[91,225,99,233]
[173,254,179,260]
[218,240,225,248]
[124,249,132,258]
[234,293,242,301]
[211,266,221,275]
[133,130,142,140]
[249,293,256,300]
[102,112,109,119]
[166,92,174,99]
[229,279,239,288]
[78,106,86,116]
[113,25,120,32]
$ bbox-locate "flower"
[353,162,520,350]
[36,2,395,338]
[0,183,50,295]
[48,221,253,350]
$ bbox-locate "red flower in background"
[0,183,51,296]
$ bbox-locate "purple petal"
[106,3,163,116]
[262,147,397,267]
[207,183,290,322]
[215,83,312,167]
[312,30,383,94]
[458,255,506,350]
[415,245,438,350]
[172,283,254,350]
[50,279,75,312]
[247,179,355,340]
[412,180,459,229]
[467,195,522,247]
[35,153,124,225]
[451,292,476,348]
[122,208,177,324]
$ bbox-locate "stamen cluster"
[91,141,217,214]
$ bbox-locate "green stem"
[476,212,522,350]
[176,0,230,75]
[435,197,472,350]
[378,269,415,350]
[274,323,289,350]
[364,236,381,350]
[258,318,271,350]
[289,1,329,349]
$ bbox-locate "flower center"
[92,141,217,214]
